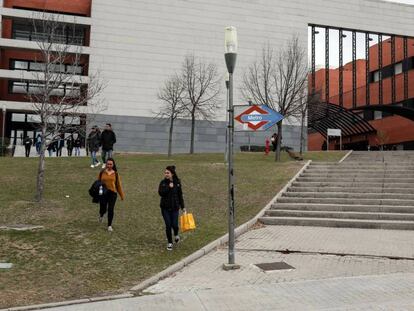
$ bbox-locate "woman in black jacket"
[158,165,185,251]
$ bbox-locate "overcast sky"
[386,0,414,4]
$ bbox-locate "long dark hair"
[166,165,179,183]
[106,157,118,172]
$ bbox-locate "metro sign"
[234,105,284,131]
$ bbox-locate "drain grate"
[255,261,294,271]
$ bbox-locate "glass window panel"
[65,116,81,125]
[394,62,403,75]
[373,71,380,82]
[13,60,29,70]
[29,62,46,72]
[27,114,41,123]
[12,113,25,122]
[28,83,44,95]
[65,85,81,98]
[50,85,65,96]
[12,81,27,94]
[67,65,83,75]
[374,111,382,120]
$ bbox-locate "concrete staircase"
[259,151,414,230]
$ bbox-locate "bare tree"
[156,74,186,157]
[26,13,106,202]
[242,36,308,161]
[181,54,221,154]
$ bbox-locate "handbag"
[179,212,196,232]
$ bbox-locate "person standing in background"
[66,136,74,157]
[23,136,32,157]
[88,126,101,168]
[74,135,81,156]
[100,123,117,169]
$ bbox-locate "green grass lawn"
[0,151,345,308]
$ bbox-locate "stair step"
[288,187,414,194]
[291,182,414,188]
[264,209,414,221]
[296,177,414,182]
[301,173,414,177]
[259,216,414,230]
[282,192,414,200]
[271,203,414,213]
[277,197,414,206]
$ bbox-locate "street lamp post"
[1,105,6,157]
[223,26,240,270]
[224,73,229,162]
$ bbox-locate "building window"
[12,20,86,46]
[373,71,381,82]
[394,62,403,75]
[374,111,382,120]
[10,59,83,75]
[9,80,81,97]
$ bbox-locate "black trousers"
[100,191,117,226]
[161,209,179,243]
[67,148,73,156]
[25,145,31,157]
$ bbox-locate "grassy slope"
[0,151,345,308]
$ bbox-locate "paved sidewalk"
[25,225,414,310]
[45,273,414,310]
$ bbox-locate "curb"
[129,160,312,293]
[3,160,312,310]
[339,150,353,163]
[1,294,134,311]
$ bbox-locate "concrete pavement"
[13,225,414,311]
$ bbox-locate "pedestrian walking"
[35,133,42,155]
[57,134,64,157]
[100,123,116,168]
[47,140,55,157]
[66,136,74,157]
[23,136,32,157]
[74,135,81,156]
[158,165,185,251]
[271,133,278,152]
[98,158,125,232]
[88,126,101,168]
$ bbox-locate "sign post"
[234,105,284,132]
[327,128,342,151]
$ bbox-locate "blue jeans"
[74,147,80,156]
[161,209,179,243]
[91,151,98,165]
[102,149,113,164]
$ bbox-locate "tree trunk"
[299,110,305,155]
[168,117,174,157]
[36,129,46,203]
[190,113,195,154]
[275,122,282,162]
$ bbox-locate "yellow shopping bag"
[180,212,196,232]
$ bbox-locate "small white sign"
[327,128,341,136]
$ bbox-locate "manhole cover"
[255,262,294,271]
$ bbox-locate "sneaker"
[98,216,103,223]
[102,164,106,169]
[94,162,101,167]
[108,226,113,232]
[174,235,180,243]
[90,164,95,168]
[167,243,173,251]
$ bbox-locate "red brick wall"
[4,0,91,16]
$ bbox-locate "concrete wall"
[87,0,414,153]
[92,114,305,153]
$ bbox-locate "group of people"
[23,134,82,157]
[46,135,82,157]
[95,158,185,251]
[87,123,117,169]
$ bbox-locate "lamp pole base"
[222,263,241,271]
